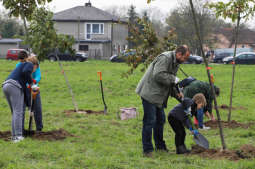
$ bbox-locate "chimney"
[85,0,92,7]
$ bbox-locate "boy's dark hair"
[18,50,28,60]
[175,45,189,55]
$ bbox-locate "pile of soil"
[0,128,74,141]
[189,144,255,161]
[204,120,254,129]
[217,104,248,110]
[64,109,104,115]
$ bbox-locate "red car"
[6,49,28,60]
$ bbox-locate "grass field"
[0,59,255,169]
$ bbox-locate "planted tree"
[26,7,78,112]
[208,0,255,122]
[188,0,227,150]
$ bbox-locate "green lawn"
[0,59,255,169]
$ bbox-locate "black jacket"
[168,98,196,129]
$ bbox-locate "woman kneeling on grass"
[2,52,39,142]
[168,93,206,154]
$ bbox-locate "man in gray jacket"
[136,45,190,156]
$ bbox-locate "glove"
[184,107,191,116]
[32,79,37,84]
[31,84,39,91]
[192,129,199,136]
[175,77,180,84]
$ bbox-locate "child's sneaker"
[12,136,24,143]
[199,125,210,130]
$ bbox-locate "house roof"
[0,38,22,44]
[53,4,126,23]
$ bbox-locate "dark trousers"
[142,98,166,153]
[33,92,43,131]
[168,115,186,147]
[23,91,43,131]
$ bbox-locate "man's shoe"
[183,144,191,153]
[199,125,210,130]
[176,145,190,154]
[12,136,24,143]
[156,147,169,152]
[143,152,153,158]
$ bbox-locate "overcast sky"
[0,0,254,28]
[46,0,179,14]
[0,0,179,17]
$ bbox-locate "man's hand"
[210,114,216,121]
[177,92,184,99]
[175,77,180,84]
[205,111,216,121]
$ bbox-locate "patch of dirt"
[0,131,11,141]
[0,128,74,141]
[64,109,104,115]
[189,144,255,161]
[204,120,254,129]
[216,104,248,110]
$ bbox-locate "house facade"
[53,2,128,59]
[213,27,255,50]
[0,38,22,58]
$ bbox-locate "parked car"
[6,49,28,60]
[223,52,255,64]
[47,50,88,62]
[184,55,203,64]
[213,48,253,63]
[110,50,136,62]
[213,52,232,63]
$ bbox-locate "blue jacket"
[16,62,41,85]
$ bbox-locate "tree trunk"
[189,0,227,150]
[21,11,30,54]
[55,49,79,112]
[228,12,241,122]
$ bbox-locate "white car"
[222,56,233,64]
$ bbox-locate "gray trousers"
[2,82,25,137]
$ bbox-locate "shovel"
[97,71,107,114]
[28,86,39,134]
[188,115,209,149]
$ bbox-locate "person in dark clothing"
[183,79,220,124]
[2,51,39,142]
[168,93,207,154]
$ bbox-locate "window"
[238,54,247,59]
[247,54,255,59]
[92,24,99,33]
[86,23,104,40]
[79,45,89,51]
[10,50,17,54]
